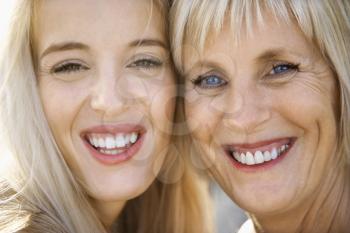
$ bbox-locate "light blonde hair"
[170,0,350,164]
[0,1,212,233]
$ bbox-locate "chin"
[232,186,301,216]
[88,179,151,202]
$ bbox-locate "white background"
[0,0,16,45]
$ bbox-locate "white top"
[237,219,256,233]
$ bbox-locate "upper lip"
[80,124,146,137]
[223,137,295,153]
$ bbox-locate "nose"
[222,84,271,133]
[90,70,128,117]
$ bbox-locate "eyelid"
[260,62,299,85]
[191,74,225,86]
[190,70,229,94]
[191,69,227,82]
[262,61,300,80]
[126,54,163,68]
[271,62,299,73]
[50,59,89,74]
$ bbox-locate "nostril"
[89,91,127,115]
[222,105,271,133]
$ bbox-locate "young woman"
[0,0,212,232]
[170,0,350,232]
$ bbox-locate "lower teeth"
[90,141,136,155]
[99,149,125,155]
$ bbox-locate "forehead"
[34,0,166,52]
[183,12,314,70]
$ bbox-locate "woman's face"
[36,0,175,213]
[183,13,338,215]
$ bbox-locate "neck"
[93,199,126,231]
[252,165,350,233]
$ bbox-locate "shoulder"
[237,219,256,233]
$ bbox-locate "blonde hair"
[170,0,350,163]
[0,1,212,233]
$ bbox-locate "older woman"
[171,0,350,232]
[0,0,212,232]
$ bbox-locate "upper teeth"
[88,132,139,149]
[232,143,289,166]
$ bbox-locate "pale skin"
[35,0,175,229]
[183,12,350,233]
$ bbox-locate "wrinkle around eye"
[288,69,335,96]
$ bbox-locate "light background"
[211,182,247,233]
[0,0,16,46]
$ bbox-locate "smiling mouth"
[85,132,141,155]
[80,124,146,165]
[224,137,296,167]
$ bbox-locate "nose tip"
[222,89,271,133]
[90,91,125,114]
[89,77,128,116]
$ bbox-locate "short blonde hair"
[0,1,212,233]
[170,0,350,163]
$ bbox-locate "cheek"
[273,82,337,130]
[39,83,67,128]
[38,81,86,149]
[271,82,338,170]
[185,96,222,142]
[145,71,176,132]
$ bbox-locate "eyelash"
[267,63,300,77]
[191,63,299,90]
[191,74,228,89]
[51,62,89,74]
[127,58,163,69]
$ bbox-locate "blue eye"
[270,63,299,75]
[192,75,227,89]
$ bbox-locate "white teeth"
[92,137,99,147]
[278,147,282,154]
[254,151,264,164]
[87,132,139,150]
[89,137,94,146]
[98,138,106,148]
[233,152,241,162]
[124,134,130,145]
[130,132,138,144]
[105,137,115,149]
[281,145,286,152]
[100,149,124,155]
[271,148,278,160]
[240,153,246,164]
[263,151,272,161]
[231,143,290,166]
[115,134,126,148]
[246,152,255,165]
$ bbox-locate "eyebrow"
[40,42,90,60]
[255,48,300,63]
[129,39,168,49]
[40,39,167,60]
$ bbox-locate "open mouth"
[224,137,296,167]
[81,125,146,165]
[85,132,141,155]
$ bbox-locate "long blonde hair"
[170,0,350,165]
[0,1,212,232]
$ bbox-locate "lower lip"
[226,139,296,172]
[83,134,145,165]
